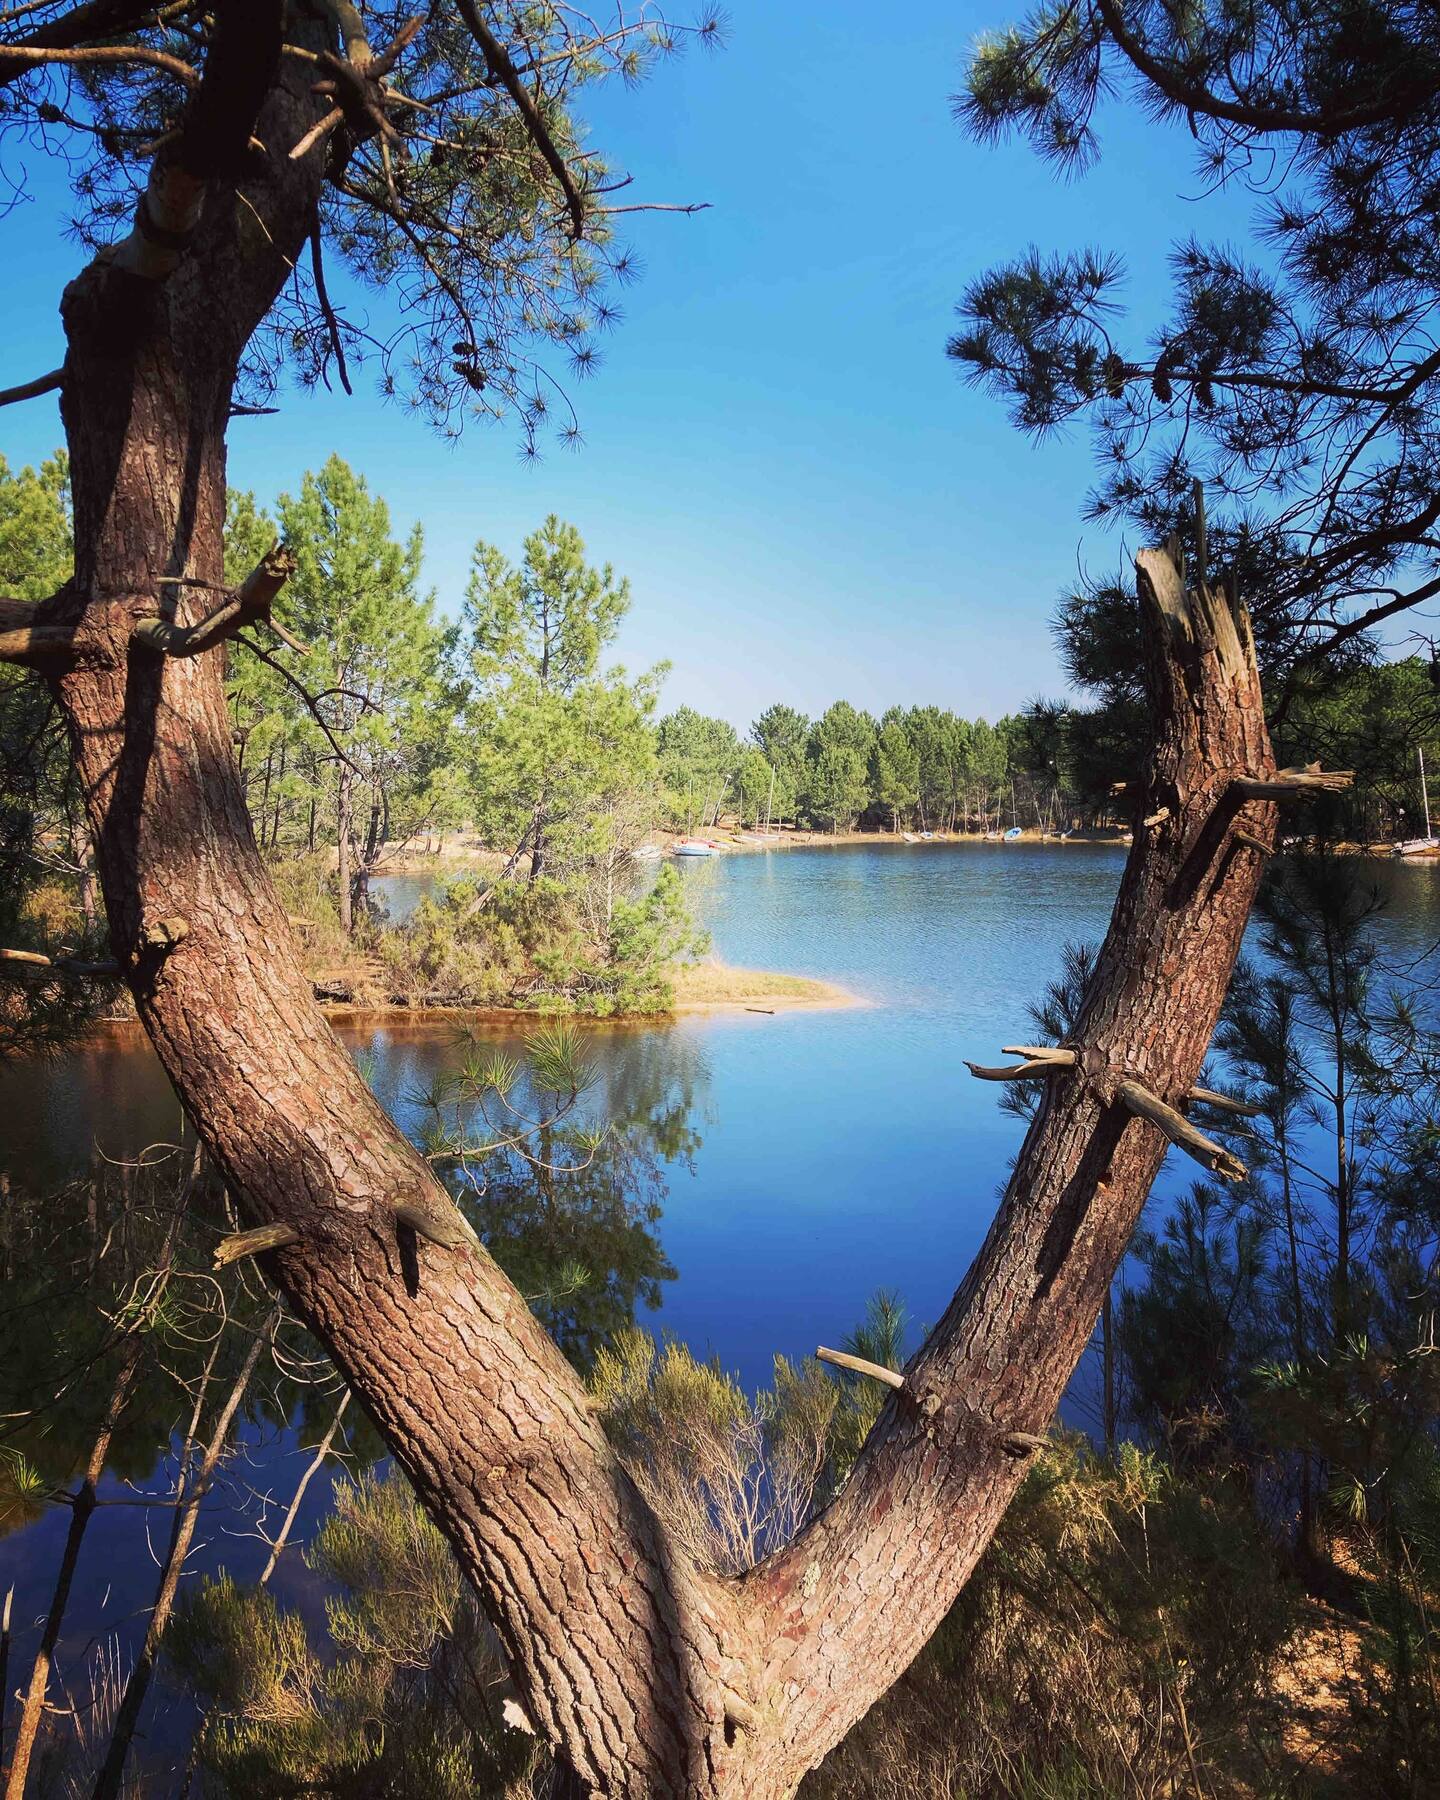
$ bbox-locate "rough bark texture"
[729,548,1278,1789]
[33,12,1282,1796]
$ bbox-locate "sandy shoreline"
[378,826,1438,872]
[667,962,861,1015]
[81,960,861,1042]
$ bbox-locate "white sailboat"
[1393,747,1438,856]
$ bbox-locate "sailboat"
[1393,747,1438,856]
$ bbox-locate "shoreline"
[378,829,1439,872]
[80,959,862,1043]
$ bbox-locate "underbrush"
[805,1439,1298,1799]
[374,864,706,1015]
[167,1308,1325,1800]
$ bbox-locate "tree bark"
[35,13,1286,1793]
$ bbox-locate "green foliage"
[378,861,705,1016]
[171,1473,542,1800]
[751,703,810,823]
[465,514,662,883]
[809,1435,1296,1800]
[0,452,118,1061]
[871,711,920,829]
[267,458,460,925]
[0,450,71,600]
[657,704,743,829]
[1117,1184,1276,1471]
[589,1329,837,1573]
[828,1289,908,1475]
[11,4,723,447]
[1109,850,1440,1784]
[952,0,1440,675]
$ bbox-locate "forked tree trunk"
[30,16,1290,1794]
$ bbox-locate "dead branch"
[1117,1078,1248,1182]
[132,542,296,656]
[0,623,82,667]
[232,635,365,773]
[815,1348,905,1390]
[0,946,120,977]
[214,1222,301,1267]
[258,1388,350,1582]
[393,1197,481,1252]
[309,216,353,394]
[0,368,63,408]
[1186,1086,1263,1119]
[1231,763,1354,800]
[0,40,197,86]
[964,1055,1074,1082]
[454,0,587,239]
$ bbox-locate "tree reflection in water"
[0,1019,710,1789]
[415,1019,708,1368]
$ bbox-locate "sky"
[1,1,1260,728]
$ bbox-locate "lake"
[5,841,1439,1387]
[2,840,1437,1782]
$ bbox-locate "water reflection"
[0,844,1436,1782]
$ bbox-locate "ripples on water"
[5,843,1438,1387]
[1,842,1435,1776]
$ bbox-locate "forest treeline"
[6,447,1437,967]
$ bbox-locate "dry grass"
[669,960,856,1011]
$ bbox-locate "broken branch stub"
[132,543,298,657]
[815,1347,905,1390]
[1187,1085,1263,1119]
[1117,1079,1247,1182]
[0,624,82,668]
[215,1222,302,1267]
[1231,764,1354,801]
[393,1198,481,1252]
[964,1055,1074,1083]
[0,946,120,978]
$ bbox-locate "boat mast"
[1423,745,1433,841]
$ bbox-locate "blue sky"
[2,1,1257,727]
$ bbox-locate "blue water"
[619,843,1133,1381]
[6,842,1439,1390]
[2,840,1436,1781]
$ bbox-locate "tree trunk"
[45,277,1285,1792]
[32,15,1289,1787]
[336,761,355,936]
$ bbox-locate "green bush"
[376,864,706,1015]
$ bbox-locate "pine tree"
[276,458,458,933]
[952,0,1440,681]
[465,517,661,881]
